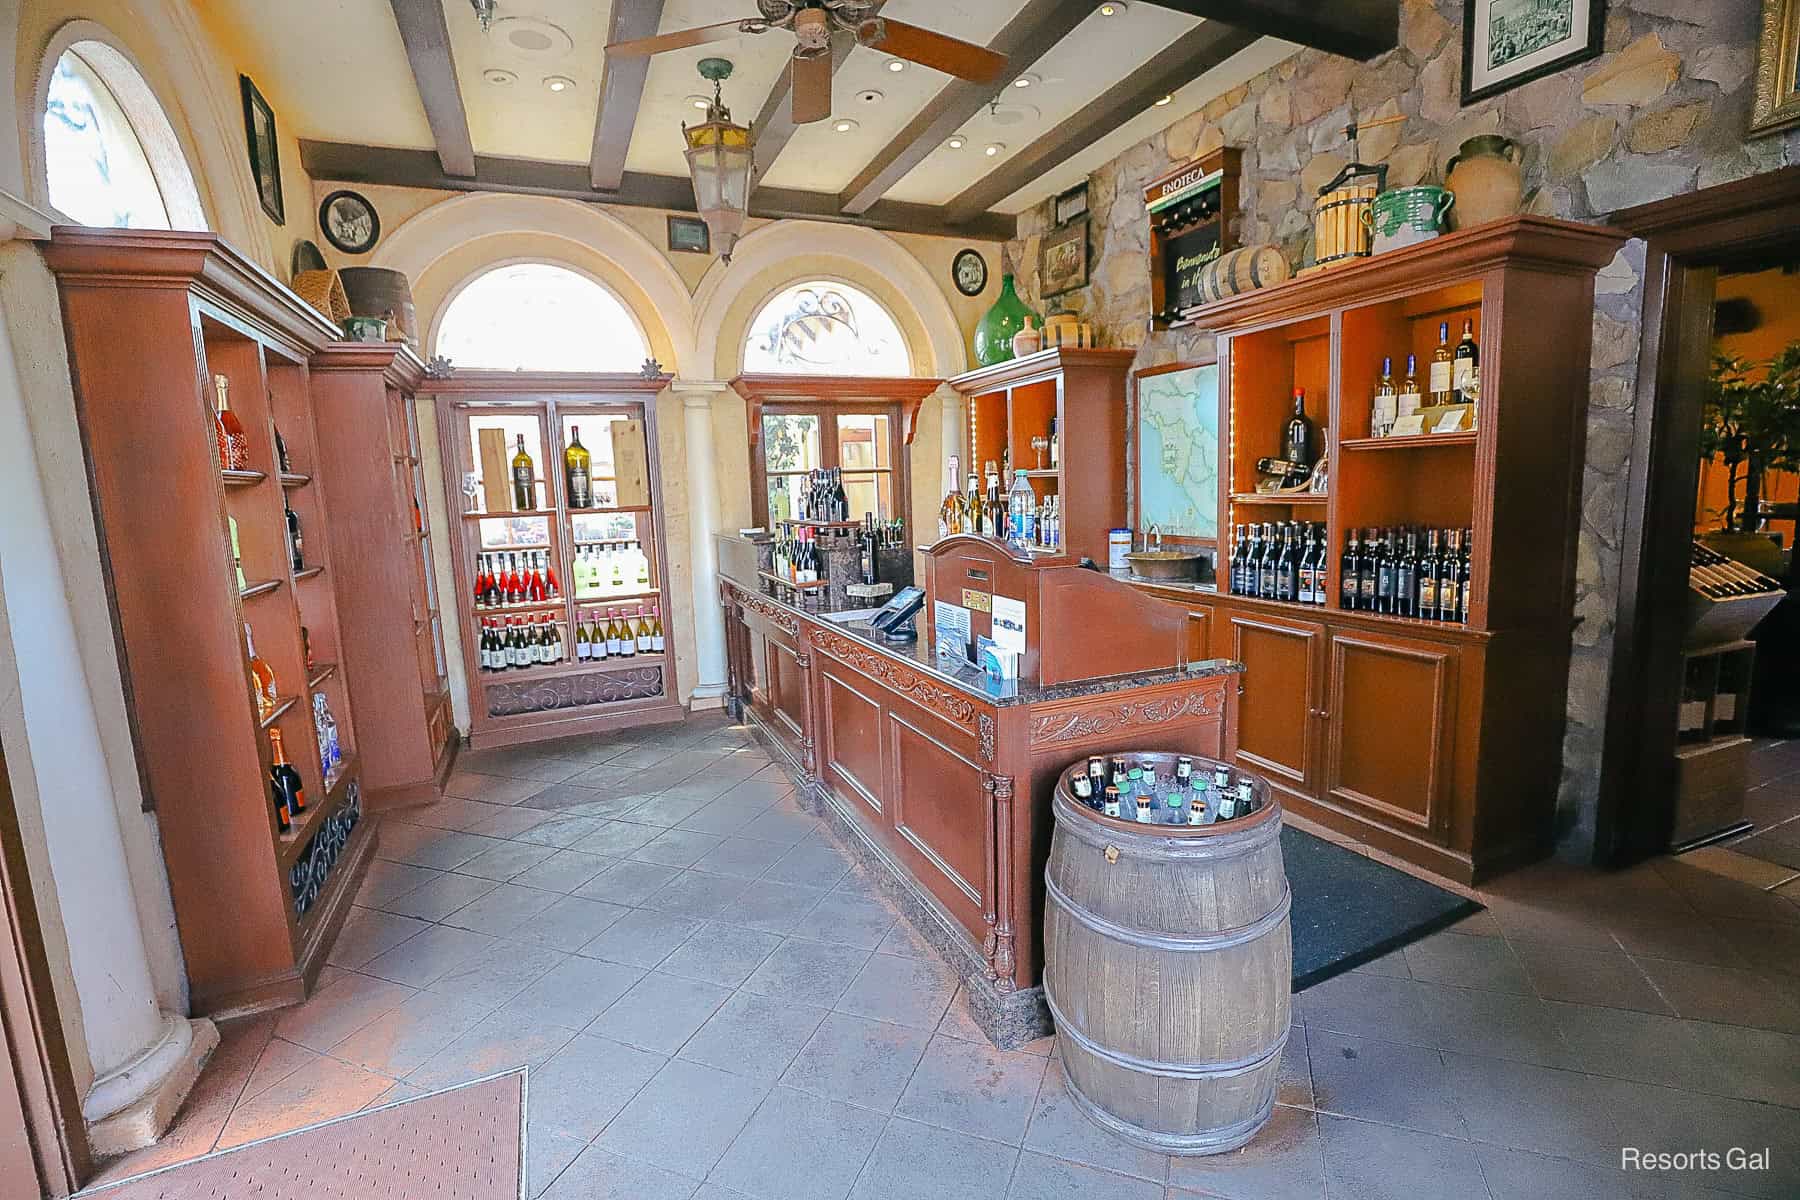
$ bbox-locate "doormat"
[1285,826,1482,991]
[79,1070,525,1199]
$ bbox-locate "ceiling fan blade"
[605,20,760,58]
[861,19,1007,83]
[791,52,832,125]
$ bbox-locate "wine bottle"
[1258,523,1277,600]
[1282,390,1317,468]
[1275,524,1297,602]
[543,550,560,599]
[511,434,535,511]
[1453,319,1479,404]
[273,423,292,473]
[1430,323,1455,406]
[1357,528,1379,610]
[1456,528,1473,624]
[1297,524,1317,605]
[1340,529,1361,610]
[618,608,638,658]
[1395,528,1418,619]
[649,607,665,653]
[1399,354,1423,421]
[1371,357,1397,438]
[214,375,249,471]
[565,425,593,509]
[245,623,278,719]
[1418,529,1442,621]
[634,605,652,654]
[270,728,306,816]
[1375,529,1397,614]
[285,505,304,572]
[606,610,624,658]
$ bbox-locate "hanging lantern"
[683,58,755,263]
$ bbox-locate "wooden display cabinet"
[1141,216,1627,883]
[46,229,374,1015]
[949,348,1136,565]
[433,374,684,746]
[309,344,455,810]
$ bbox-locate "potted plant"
[1700,342,1800,574]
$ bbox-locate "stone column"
[677,380,730,705]
[0,194,215,1155]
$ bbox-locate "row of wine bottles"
[1368,320,1481,437]
[474,551,561,608]
[212,374,303,475]
[1341,526,1472,622]
[1229,522,1331,606]
[573,541,652,598]
[777,468,853,523]
[937,456,1062,552]
[504,425,601,512]
[772,528,822,584]
[477,605,665,671]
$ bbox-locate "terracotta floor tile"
[213,1054,396,1149]
[241,1036,325,1101]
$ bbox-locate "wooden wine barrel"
[338,266,418,350]
[1044,754,1290,1155]
[1192,245,1290,305]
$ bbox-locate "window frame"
[431,260,652,374]
[750,398,910,529]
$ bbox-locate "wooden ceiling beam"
[387,0,476,178]
[837,0,1090,217]
[942,22,1258,224]
[299,140,1015,240]
[1142,0,1395,60]
[591,0,667,192]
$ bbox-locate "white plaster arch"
[373,193,697,375]
[694,220,968,380]
[23,9,274,260]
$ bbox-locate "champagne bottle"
[270,728,306,816]
[511,434,535,511]
[565,425,593,509]
[214,375,249,471]
[245,623,278,719]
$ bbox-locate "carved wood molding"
[987,773,1016,992]
[1028,686,1224,748]
[809,628,980,735]
[484,666,663,717]
[725,582,800,636]
[978,713,995,763]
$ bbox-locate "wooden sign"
[1145,147,1240,327]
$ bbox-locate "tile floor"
[90,714,1800,1200]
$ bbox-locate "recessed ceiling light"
[684,93,711,110]
[856,89,883,105]
[946,135,967,149]
[886,58,906,72]
[1012,73,1039,89]
[483,68,517,86]
[833,118,860,133]
[1097,1,1127,15]
[1153,93,1173,106]
[984,142,1005,157]
[543,75,574,93]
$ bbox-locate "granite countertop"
[724,569,1243,708]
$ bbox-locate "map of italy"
[1138,365,1219,540]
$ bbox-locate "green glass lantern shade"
[974,274,1040,367]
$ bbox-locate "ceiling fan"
[605,1,1009,125]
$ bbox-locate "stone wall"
[1007,0,1800,857]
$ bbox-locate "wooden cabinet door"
[1228,610,1325,796]
[1183,602,1214,660]
[1324,629,1457,838]
[768,639,810,745]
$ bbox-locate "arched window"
[435,263,651,372]
[742,280,910,376]
[42,40,204,230]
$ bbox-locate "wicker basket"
[293,269,351,324]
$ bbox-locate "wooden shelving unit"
[948,347,1137,565]
[432,374,684,747]
[1139,216,1627,883]
[46,228,375,1016]
[309,343,455,810]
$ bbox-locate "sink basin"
[1124,550,1207,581]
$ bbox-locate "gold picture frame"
[1751,0,1800,137]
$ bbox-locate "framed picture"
[667,215,711,254]
[1131,359,1220,547]
[1040,219,1089,297]
[1054,182,1089,227]
[1751,0,1800,136]
[239,75,284,225]
[1461,0,1606,105]
[318,190,379,255]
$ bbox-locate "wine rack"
[46,228,378,1015]
[433,374,685,747]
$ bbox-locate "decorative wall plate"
[953,247,988,297]
[319,189,380,254]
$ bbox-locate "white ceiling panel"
[450,0,615,163]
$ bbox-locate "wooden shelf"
[1339,432,1477,452]
[571,587,665,604]
[570,504,653,516]
[1015,468,1060,479]
[240,578,283,600]
[476,542,553,554]
[222,469,267,487]
[474,598,565,614]
[280,472,311,488]
[1231,492,1329,505]
[294,565,325,582]
[306,662,338,688]
[258,694,300,729]
[464,508,559,520]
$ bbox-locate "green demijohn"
[974,270,1041,367]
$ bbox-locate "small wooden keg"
[1044,753,1290,1155]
